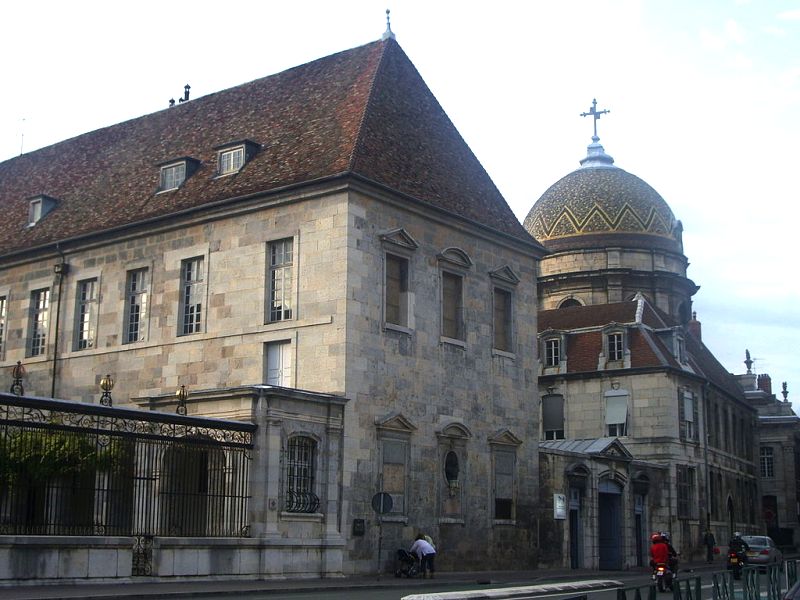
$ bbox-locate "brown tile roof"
[0,39,538,257]
[539,298,745,401]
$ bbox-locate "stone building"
[737,368,800,548]
[0,34,546,580]
[524,128,760,568]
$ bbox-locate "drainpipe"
[703,382,712,531]
[50,245,68,398]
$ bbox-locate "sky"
[1,0,798,393]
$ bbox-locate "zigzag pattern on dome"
[531,202,674,240]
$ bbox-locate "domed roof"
[524,140,683,254]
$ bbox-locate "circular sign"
[371,492,393,515]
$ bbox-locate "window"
[608,332,624,361]
[75,278,98,350]
[605,388,628,436]
[542,394,565,440]
[160,162,186,191]
[493,448,515,520]
[265,340,292,386]
[28,198,42,226]
[381,439,407,514]
[28,289,50,357]
[676,465,696,518]
[385,254,409,327]
[124,269,149,343]
[559,298,581,309]
[179,257,205,335]
[284,436,319,513]
[679,390,699,441]
[441,271,464,340]
[493,287,512,352]
[219,146,244,175]
[0,295,6,359]
[544,338,560,367]
[267,238,293,322]
[760,446,775,478]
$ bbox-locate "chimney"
[757,374,773,395]
[687,311,701,341]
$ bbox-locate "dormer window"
[215,140,258,177]
[160,162,186,191]
[157,157,198,192]
[219,146,244,175]
[544,338,560,367]
[608,332,624,361]
[27,195,57,227]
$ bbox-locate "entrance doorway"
[598,479,623,570]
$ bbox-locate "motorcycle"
[652,562,674,592]
[727,550,746,579]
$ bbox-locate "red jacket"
[650,542,669,564]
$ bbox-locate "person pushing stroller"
[410,533,437,578]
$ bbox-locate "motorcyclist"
[649,533,669,569]
[661,532,679,576]
[729,532,750,560]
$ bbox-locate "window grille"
[284,436,319,513]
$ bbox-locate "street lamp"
[99,374,114,407]
[176,385,188,415]
[10,361,25,396]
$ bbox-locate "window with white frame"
[179,257,205,335]
[679,390,699,441]
[75,278,98,350]
[28,288,50,357]
[218,146,244,175]
[0,295,6,359]
[284,436,319,513]
[760,446,775,478]
[441,271,464,340]
[385,253,410,328]
[267,238,293,322]
[381,438,408,514]
[607,331,624,361]
[160,162,187,191]
[264,340,292,386]
[493,447,516,520]
[493,287,512,352]
[28,198,42,226]
[604,387,628,436]
[542,394,565,440]
[124,268,149,343]
[544,338,560,367]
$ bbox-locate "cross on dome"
[580,98,610,142]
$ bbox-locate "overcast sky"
[1,0,797,395]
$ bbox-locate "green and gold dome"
[523,138,683,254]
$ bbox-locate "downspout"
[50,244,68,398]
[703,382,711,530]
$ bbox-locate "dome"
[523,140,683,254]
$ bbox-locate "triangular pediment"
[587,437,633,461]
[375,411,417,433]
[488,428,522,447]
[489,265,520,286]
[379,228,419,252]
[437,247,473,270]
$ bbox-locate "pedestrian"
[704,529,716,563]
[410,533,436,578]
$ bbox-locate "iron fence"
[0,393,254,538]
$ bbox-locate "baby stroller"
[394,548,419,578]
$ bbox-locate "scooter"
[727,550,745,579]
[652,562,674,592]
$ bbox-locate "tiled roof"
[539,298,745,401]
[0,39,538,257]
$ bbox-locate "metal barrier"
[616,583,656,600]
[710,563,786,600]
[672,576,702,600]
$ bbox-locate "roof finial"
[580,98,610,143]
[382,8,396,40]
[578,98,614,168]
[744,349,753,374]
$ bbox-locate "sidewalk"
[0,558,728,600]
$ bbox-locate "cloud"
[778,9,800,20]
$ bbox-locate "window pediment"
[436,421,472,441]
[375,412,416,434]
[489,265,520,286]
[379,228,419,252]
[437,247,473,270]
[488,429,522,447]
